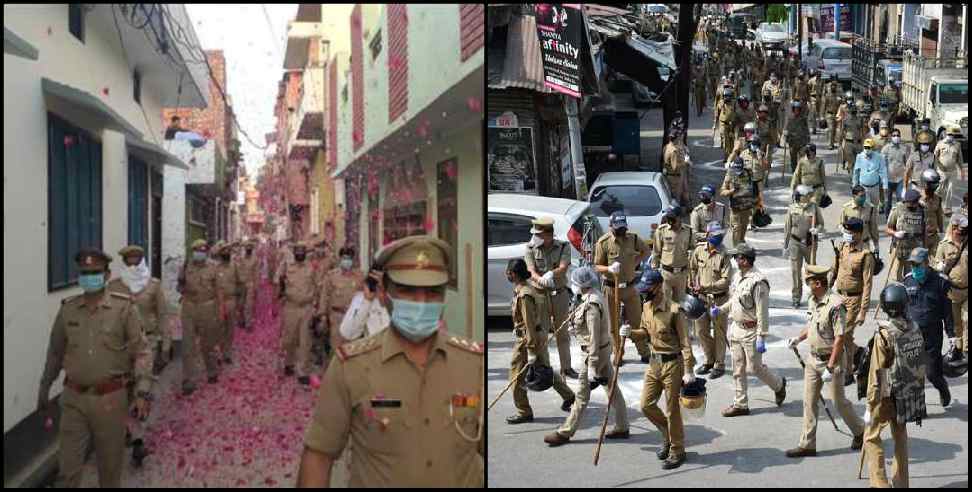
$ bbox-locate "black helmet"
[752,208,772,228]
[880,283,909,318]
[921,169,941,186]
[872,254,885,276]
[524,363,554,392]
[820,193,833,208]
[680,294,708,320]
[944,346,969,378]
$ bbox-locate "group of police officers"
[38,234,484,487]
[500,23,968,486]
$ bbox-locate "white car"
[792,39,853,81]
[756,22,788,49]
[487,194,603,317]
[587,172,676,252]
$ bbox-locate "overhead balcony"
[288,66,325,161]
[166,139,217,185]
[284,20,322,70]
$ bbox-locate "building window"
[69,5,85,43]
[128,157,149,253]
[133,70,142,104]
[382,161,428,245]
[437,158,458,288]
[369,29,382,61]
[48,113,102,291]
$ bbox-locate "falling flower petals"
[44,417,54,431]
[466,96,482,113]
[309,374,320,388]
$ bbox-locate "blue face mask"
[391,297,445,342]
[193,251,208,262]
[708,235,724,248]
[79,273,106,293]
[911,266,927,283]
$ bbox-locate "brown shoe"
[721,406,751,417]
[851,434,863,450]
[661,453,685,470]
[785,447,817,458]
[775,377,787,406]
[543,431,570,447]
[605,429,630,440]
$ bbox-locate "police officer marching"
[689,222,731,380]
[544,267,629,446]
[791,143,827,205]
[903,130,936,191]
[525,216,576,379]
[902,247,956,408]
[784,101,810,173]
[651,206,693,307]
[917,170,946,258]
[933,214,968,361]
[178,239,225,395]
[784,185,825,308]
[823,77,843,149]
[690,185,728,246]
[861,283,927,488]
[505,258,575,424]
[237,239,260,331]
[887,190,926,282]
[829,218,875,386]
[39,249,153,487]
[934,125,965,215]
[317,246,364,362]
[712,243,787,417]
[595,211,652,363]
[213,241,244,365]
[721,156,757,246]
[276,241,321,386]
[298,236,483,487]
[663,127,691,207]
[785,265,865,458]
[620,269,696,470]
[841,185,881,254]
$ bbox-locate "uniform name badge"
[367,393,400,431]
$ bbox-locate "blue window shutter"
[91,140,102,252]
[48,116,68,289]
[128,157,148,250]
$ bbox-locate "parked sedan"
[487,194,603,317]
[792,39,853,81]
[755,22,788,50]
[587,172,675,253]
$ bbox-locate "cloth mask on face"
[700,196,712,205]
[79,273,106,293]
[911,265,927,283]
[193,251,208,262]
[708,235,724,248]
[120,258,151,293]
[390,297,444,342]
[528,235,544,248]
[842,232,855,243]
[855,195,866,206]
[340,257,353,271]
[891,136,900,144]
[919,144,930,152]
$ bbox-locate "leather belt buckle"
[618,282,627,289]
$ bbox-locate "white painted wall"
[3,5,194,432]
[162,167,188,308]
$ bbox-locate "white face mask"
[120,258,151,293]
[891,136,900,144]
[945,135,954,143]
[919,144,930,152]
[528,234,544,248]
[842,232,855,243]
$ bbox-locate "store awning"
[487,14,550,93]
[126,135,191,170]
[41,78,142,138]
[4,27,38,60]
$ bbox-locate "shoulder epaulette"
[447,336,484,354]
[597,232,612,243]
[336,336,381,361]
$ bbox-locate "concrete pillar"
[100,130,128,272]
[162,167,187,306]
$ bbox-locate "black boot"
[132,439,148,468]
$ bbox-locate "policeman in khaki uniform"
[841,185,881,253]
[107,245,167,466]
[785,265,865,458]
[934,125,965,214]
[721,157,757,246]
[544,267,629,446]
[620,269,696,470]
[662,127,691,206]
[525,217,575,379]
[755,105,779,163]
[595,211,651,363]
[863,283,926,489]
[790,143,827,204]
[829,218,875,385]
[917,170,946,258]
[39,249,153,487]
[903,130,936,191]
[712,243,787,417]
[887,190,926,281]
[318,246,364,353]
[690,185,728,245]
[237,239,260,331]
[784,101,810,173]
[933,214,968,358]
[276,241,320,385]
[298,236,483,487]
[784,185,825,308]
[823,78,843,149]
[179,239,225,394]
[689,222,731,379]
[214,241,244,364]
[651,206,693,305]
[506,259,575,424]
[714,87,737,157]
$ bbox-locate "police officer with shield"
[902,248,956,408]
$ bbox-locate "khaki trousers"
[182,299,220,387]
[221,296,239,360]
[788,240,813,303]
[948,287,967,352]
[640,356,685,456]
[511,330,574,417]
[864,398,909,488]
[282,301,315,377]
[660,269,687,304]
[604,284,649,359]
[56,387,128,487]
[558,344,628,437]
[548,290,573,373]
[798,353,864,449]
[730,208,752,246]
[840,294,864,371]
[696,294,728,369]
[729,321,783,409]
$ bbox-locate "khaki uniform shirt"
[761,81,783,103]
[831,242,874,299]
[755,118,779,146]
[236,255,260,286]
[723,269,770,336]
[214,261,243,299]
[689,244,731,296]
[690,203,729,244]
[278,261,319,306]
[525,240,570,290]
[791,155,826,190]
[867,319,903,405]
[905,151,935,187]
[663,142,688,177]
[741,147,768,182]
[573,293,612,369]
[304,329,484,487]
[920,193,945,234]
[651,224,692,269]
[319,268,365,317]
[824,93,842,115]
[933,237,969,289]
[107,278,166,338]
[784,202,824,248]
[595,232,647,284]
[840,201,880,250]
[807,291,848,356]
[40,292,152,394]
[785,113,810,148]
[512,284,545,347]
[934,140,963,174]
[181,260,219,304]
[881,143,912,183]
[637,295,695,374]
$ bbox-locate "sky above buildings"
[186,4,297,178]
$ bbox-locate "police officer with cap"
[39,248,152,487]
[721,156,757,246]
[712,243,787,417]
[691,185,728,245]
[525,216,576,379]
[178,239,225,394]
[841,184,881,254]
[829,217,875,385]
[299,236,484,487]
[786,264,865,457]
[902,247,955,408]
[862,282,926,488]
[651,205,693,306]
[904,129,936,191]
[595,211,651,363]
[918,169,946,258]
[887,190,926,281]
[620,269,696,470]
[504,258,575,425]
[934,214,968,360]
[934,125,965,215]
[791,143,827,205]
[689,222,731,379]
[785,184,825,307]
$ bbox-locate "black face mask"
[220,254,231,262]
[294,254,306,262]
[700,196,712,205]
[614,228,628,237]
[245,248,253,256]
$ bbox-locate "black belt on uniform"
[790,234,810,243]
[812,184,824,189]
[838,289,862,296]
[514,328,543,337]
[661,264,687,274]
[651,353,680,363]
[604,278,637,287]
[813,351,832,361]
